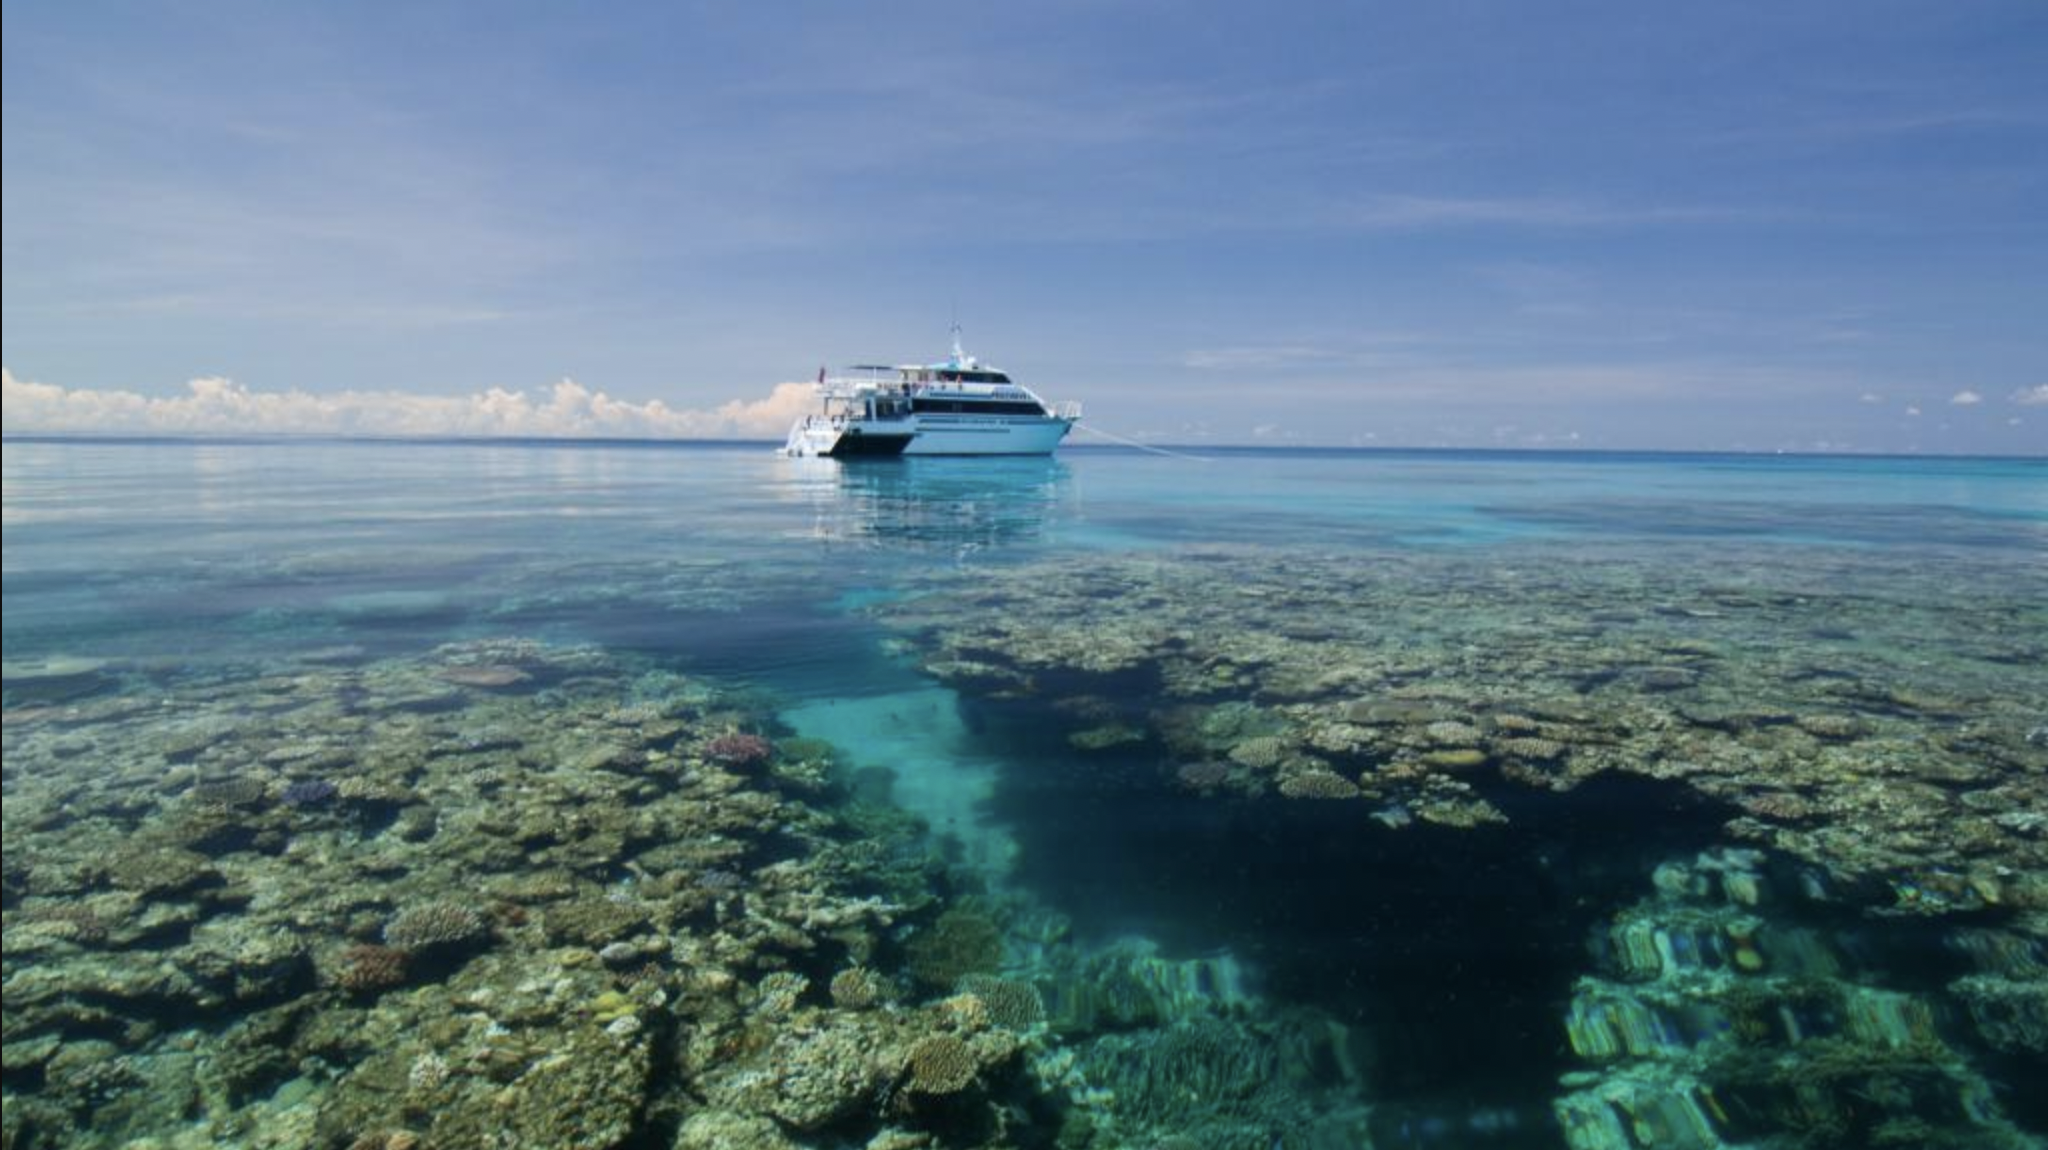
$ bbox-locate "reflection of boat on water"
[782,327,1081,458]
[785,455,1072,553]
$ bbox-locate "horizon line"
[4,432,2041,464]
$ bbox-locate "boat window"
[911,398,1047,416]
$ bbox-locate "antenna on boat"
[950,320,966,368]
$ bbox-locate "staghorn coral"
[333,944,410,994]
[1495,736,1567,762]
[1227,736,1288,771]
[1277,771,1359,800]
[754,971,809,1016]
[382,903,488,950]
[1424,720,1484,747]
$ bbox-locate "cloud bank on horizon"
[0,368,813,440]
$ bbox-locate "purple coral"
[704,732,773,768]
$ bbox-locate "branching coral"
[705,732,774,768]
[333,944,410,994]
[382,903,488,950]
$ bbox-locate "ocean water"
[4,438,2045,1150]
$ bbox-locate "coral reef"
[880,545,2047,907]
[280,778,340,808]
[1276,770,1359,800]
[1554,849,2040,1150]
[956,973,1046,1030]
[829,965,889,1010]
[904,1033,978,1094]
[0,640,958,1150]
[703,731,774,768]
[381,903,488,951]
[6,454,2044,1149]
[331,944,410,994]
[905,907,1004,990]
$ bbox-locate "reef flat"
[866,538,2048,1148]
[885,541,2048,902]
[4,640,961,1148]
[0,636,1401,1150]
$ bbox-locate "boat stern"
[782,417,840,457]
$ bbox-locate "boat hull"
[785,414,1074,458]
[898,415,1072,456]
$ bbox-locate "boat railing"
[1049,400,1083,421]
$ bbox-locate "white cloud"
[2012,384,2048,407]
[0,368,815,439]
[1905,405,1922,417]
[1858,391,1884,404]
[1950,389,1983,406]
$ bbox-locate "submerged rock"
[1,656,113,704]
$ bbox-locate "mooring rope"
[1072,421,1213,462]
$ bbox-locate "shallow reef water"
[3,439,2046,1150]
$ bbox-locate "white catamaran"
[782,328,1081,458]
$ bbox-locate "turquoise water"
[4,439,2045,1149]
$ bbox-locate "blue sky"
[4,1,2044,452]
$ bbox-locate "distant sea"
[5,438,2045,1150]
